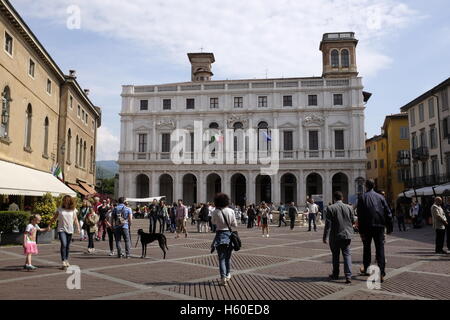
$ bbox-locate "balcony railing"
[412,147,429,161]
[404,173,450,189]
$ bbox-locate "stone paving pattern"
[0,220,449,300]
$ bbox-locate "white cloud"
[14,0,419,78]
[96,126,120,161]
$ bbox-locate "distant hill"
[96,160,119,179]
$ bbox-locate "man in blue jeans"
[323,191,355,284]
[112,197,132,259]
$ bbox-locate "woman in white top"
[49,195,80,269]
[211,193,238,287]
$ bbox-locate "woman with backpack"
[211,193,238,287]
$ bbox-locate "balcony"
[397,158,410,166]
[404,173,450,189]
[412,147,429,161]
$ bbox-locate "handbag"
[220,209,242,252]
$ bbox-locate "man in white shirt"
[305,198,320,232]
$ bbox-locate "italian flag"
[52,164,64,181]
[211,134,224,143]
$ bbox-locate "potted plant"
[0,211,30,245]
[33,193,57,244]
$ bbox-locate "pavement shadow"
[0,265,61,271]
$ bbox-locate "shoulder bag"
[220,209,242,251]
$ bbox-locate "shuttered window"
[284,131,293,151]
[309,131,319,150]
[161,133,170,153]
[335,130,344,150]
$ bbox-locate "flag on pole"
[262,131,272,142]
[211,134,224,143]
[52,163,64,181]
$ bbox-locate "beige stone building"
[58,73,101,196]
[0,0,101,207]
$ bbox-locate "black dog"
[135,229,169,259]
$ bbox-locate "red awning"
[67,183,90,196]
[79,182,97,195]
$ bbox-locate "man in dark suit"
[323,191,355,284]
[357,179,393,282]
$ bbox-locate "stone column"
[151,171,158,196]
[223,171,231,198]
[298,170,306,206]
[198,171,207,204]
[151,119,157,160]
[247,171,256,205]
[324,170,332,206]
[174,171,182,202]
[271,172,280,205]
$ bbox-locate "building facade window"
[161,133,171,153]
[418,103,424,122]
[341,49,350,68]
[411,133,417,149]
[138,134,147,153]
[140,100,148,111]
[431,156,439,176]
[29,59,35,77]
[410,108,415,126]
[333,94,343,106]
[367,161,371,170]
[413,162,419,178]
[46,79,52,94]
[374,160,377,169]
[380,159,384,168]
[283,131,293,151]
[186,98,195,109]
[400,127,409,139]
[331,49,339,67]
[24,104,32,149]
[234,97,243,108]
[1,86,11,138]
[419,130,427,147]
[430,126,437,149]
[77,105,81,118]
[308,95,318,106]
[335,130,345,157]
[308,130,319,157]
[90,146,94,172]
[163,99,171,110]
[4,31,13,55]
[69,96,73,109]
[283,95,292,107]
[258,96,268,108]
[83,141,87,168]
[43,117,49,156]
[210,97,219,109]
[75,136,79,166]
[442,89,449,111]
[428,98,435,118]
[67,129,72,163]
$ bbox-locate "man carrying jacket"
[323,191,355,284]
[356,179,393,282]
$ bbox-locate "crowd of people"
[19,181,450,287]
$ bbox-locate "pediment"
[328,120,348,127]
[134,125,151,132]
[278,122,297,128]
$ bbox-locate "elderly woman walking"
[211,193,238,287]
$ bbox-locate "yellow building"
[0,0,101,208]
[366,134,388,194]
[366,113,410,206]
[382,113,410,206]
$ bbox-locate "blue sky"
[10,0,450,160]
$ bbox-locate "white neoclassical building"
[119,32,369,207]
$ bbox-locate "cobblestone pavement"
[0,220,449,300]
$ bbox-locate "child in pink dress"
[23,214,51,271]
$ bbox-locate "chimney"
[187,53,215,82]
[68,69,77,78]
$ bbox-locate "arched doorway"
[256,175,271,204]
[332,172,349,203]
[136,174,150,198]
[206,173,222,203]
[231,173,246,206]
[281,173,297,204]
[182,174,197,205]
[306,173,323,198]
[159,174,173,204]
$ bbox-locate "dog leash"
[135,233,140,248]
